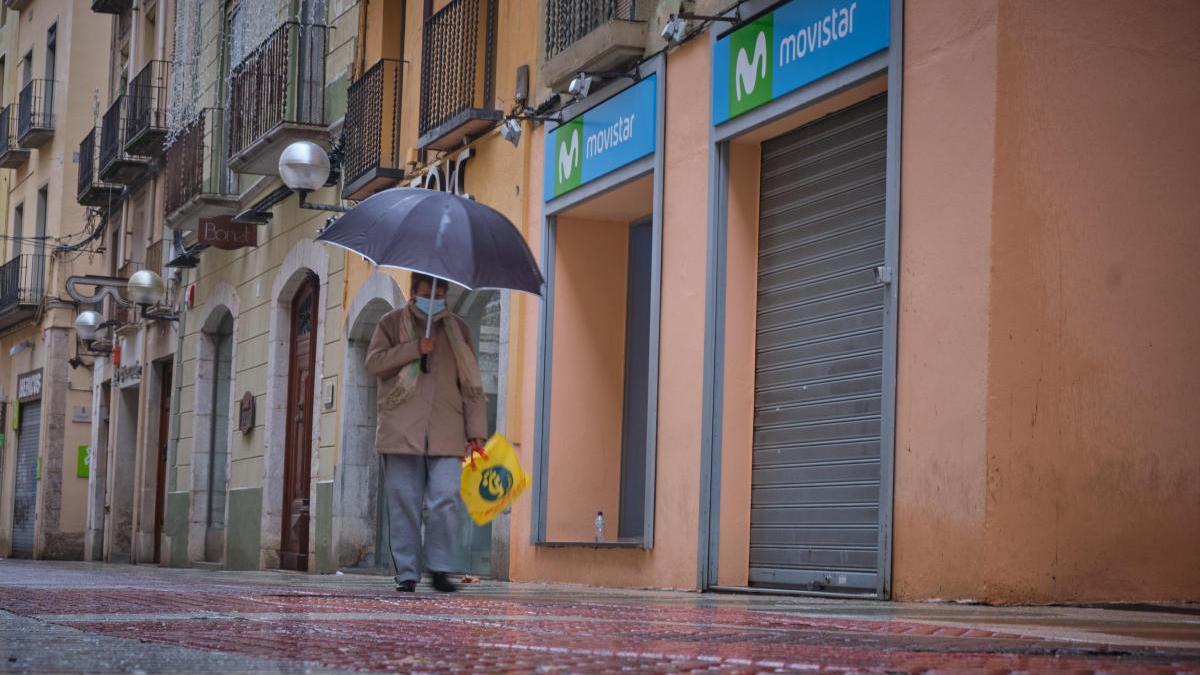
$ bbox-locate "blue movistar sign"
[712,0,889,125]
[544,75,657,202]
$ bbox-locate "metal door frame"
[697,0,904,598]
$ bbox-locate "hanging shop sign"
[711,0,889,124]
[198,215,258,250]
[544,74,657,202]
[17,369,42,402]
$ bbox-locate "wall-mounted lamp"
[73,310,118,357]
[127,270,180,323]
[279,141,351,213]
[8,340,32,357]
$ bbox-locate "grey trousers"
[383,453,460,582]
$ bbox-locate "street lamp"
[73,309,116,357]
[128,269,178,322]
[279,141,350,213]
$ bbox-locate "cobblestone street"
[0,561,1196,672]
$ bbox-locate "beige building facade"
[0,0,114,561]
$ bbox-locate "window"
[21,51,31,88]
[45,24,56,80]
[10,203,22,260]
[537,173,658,546]
[33,187,46,295]
[1,56,7,105]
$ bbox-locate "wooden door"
[281,274,319,571]
[153,362,172,564]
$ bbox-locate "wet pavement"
[0,560,1197,672]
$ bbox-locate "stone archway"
[333,271,404,570]
[261,240,329,569]
[187,281,240,564]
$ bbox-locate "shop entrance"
[749,94,888,592]
[281,273,319,571]
[11,401,41,558]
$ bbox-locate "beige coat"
[365,304,488,456]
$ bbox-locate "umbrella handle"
[420,278,437,374]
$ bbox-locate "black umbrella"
[316,187,543,371]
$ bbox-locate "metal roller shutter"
[750,94,887,593]
[12,401,42,558]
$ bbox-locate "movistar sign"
[544,75,657,201]
[712,0,889,124]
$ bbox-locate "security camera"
[568,73,594,99]
[500,118,522,147]
[661,15,688,43]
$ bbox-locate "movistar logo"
[558,130,579,179]
[728,15,774,117]
[735,31,768,101]
[553,118,584,196]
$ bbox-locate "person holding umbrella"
[364,272,487,593]
[313,185,544,591]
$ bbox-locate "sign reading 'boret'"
[198,215,258,250]
[712,0,889,124]
[544,75,657,202]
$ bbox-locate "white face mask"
[414,296,446,316]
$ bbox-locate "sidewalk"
[1,560,1197,672]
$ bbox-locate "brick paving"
[1,561,1198,673]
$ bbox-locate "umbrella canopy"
[316,188,544,295]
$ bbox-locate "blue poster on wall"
[544,75,657,202]
[712,0,889,125]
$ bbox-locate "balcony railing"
[417,0,501,151]
[77,127,124,207]
[99,95,152,184]
[0,255,45,332]
[541,0,647,92]
[227,22,327,174]
[92,0,133,14]
[126,60,171,157]
[0,105,30,168]
[17,79,55,147]
[342,59,404,199]
[164,108,238,226]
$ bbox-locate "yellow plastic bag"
[460,433,529,526]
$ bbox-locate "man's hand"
[465,438,486,458]
[419,337,435,355]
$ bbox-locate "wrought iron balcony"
[228,21,328,175]
[77,127,124,207]
[164,108,238,229]
[542,0,647,92]
[17,79,55,147]
[418,0,501,151]
[125,60,171,157]
[99,95,152,185]
[0,105,30,168]
[343,59,405,200]
[91,0,132,13]
[0,255,45,332]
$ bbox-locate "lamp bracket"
[65,275,135,307]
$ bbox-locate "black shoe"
[430,572,458,593]
[395,579,417,593]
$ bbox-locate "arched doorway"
[338,296,396,569]
[200,310,234,563]
[281,273,320,571]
